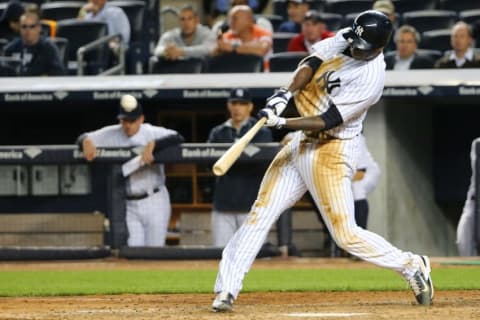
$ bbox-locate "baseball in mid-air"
[121,94,137,112]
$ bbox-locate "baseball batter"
[78,95,184,247]
[457,137,480,256]
[212,10,433,312]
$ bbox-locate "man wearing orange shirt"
[287,10,334,53]
[212,5,272,69]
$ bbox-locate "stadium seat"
[269,51,308,72]
[273,32,296,53]
[439,0,480,12]
[272,0,287,20]
[205,54,263,73]
[459,10,480,25]
[0,38,7,55]
[40,2,84,21]
[56,19,108,74]
[309,0,326,12]
[320,12,343,31]
[49,37,68,68]
[324,0,372,16]
[416,49,443,61]
[149,57,205,74]
[110,0,145,43]
[402,10,458,33]
[0,3,6,18]
[260,14,284,32]
[110,0,146,74]
[420,29,451,52]
[391,0,437,14]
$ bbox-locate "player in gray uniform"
[352,133,381,230]
[212,10,434,312]
[78,95,184,247]
[457,137,480,256]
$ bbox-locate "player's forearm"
[285,64,314,94]
[284,116,325,131]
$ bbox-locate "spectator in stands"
[212,0,273,35]
[154,5,216,61]
[3,11,65,76]
[372,0,396,52]
[24,4,58,38]
[385,25,435,70]
[78,95,184,247]
[435,21,480,68]
[278,0,310,33]
[207,88,272,247]
[0,0,24,42]
[212,5,272,67]
[287,10,334,53]
[79,0,130,48]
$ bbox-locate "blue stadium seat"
[324,0,372,16]
[420,29,451,52]
[205,54,263,73]
[49,37,68,68]
[260,14,284,32]
[56,19,108,74]
[439,0,480,12]
[269,51,308,72]
[40,2,84,21]
[149,57,204,74]
[459,9,480,25]
[320,12,343,31]
[272,0,287,20]
[391,0,437,14]
[273,32,297,53]
[402,10,458,33]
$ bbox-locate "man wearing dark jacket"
[3,11,65,76]
[435,21,480,69]
[385,25,434,70]
[208,88,272,247]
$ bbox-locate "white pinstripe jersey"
[294,31,386,139]
[86,123,179,195]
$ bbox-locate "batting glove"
[258,108,286,128]
[265,88,292,115]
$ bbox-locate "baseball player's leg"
[145,187,171,246]
[126,201,145,246]
[214,145,307,299]
[354,199,369,229]
[304,138,421,278]
[212,210,243,247]
[456,200,477,256]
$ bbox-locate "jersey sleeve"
[311,29,349,61]
[86,125,121,146]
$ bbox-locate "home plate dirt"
[0,258,479,320]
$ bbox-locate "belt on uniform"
[126,187,160,201]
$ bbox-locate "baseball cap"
[373,0,394,16]
[304,10,324,23]
[117,94,143,120]
[228,88,252,103]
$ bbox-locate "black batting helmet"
[344,10,393,51]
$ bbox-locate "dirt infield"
[0,258,479,320]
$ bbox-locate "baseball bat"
[213,117,267,176]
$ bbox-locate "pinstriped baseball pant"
[126,186,171,247]
[214,132,418,298]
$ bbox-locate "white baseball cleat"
[407,255,434,306]
[212,291,234,312]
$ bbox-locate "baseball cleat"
[407,255,434,306]
[212,291,234,312]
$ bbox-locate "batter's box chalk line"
[284,312,370,318]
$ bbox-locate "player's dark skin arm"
[281,64,327,131]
